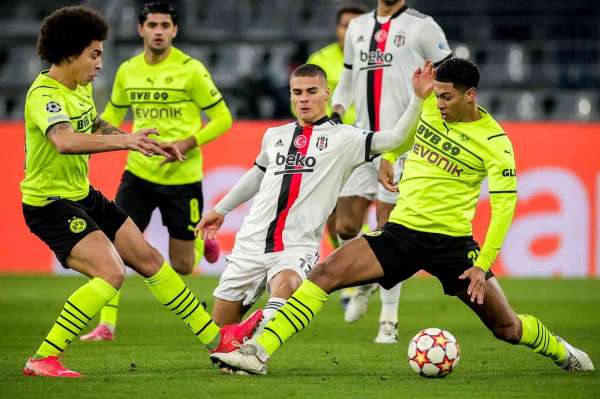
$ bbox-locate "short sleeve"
[485,134,517,194]
[417,18,452,64]
[27,89,70,135]
[188,61,223,111]
[345,126,374,168]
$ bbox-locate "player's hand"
[195,209,225,240]
[378,158,398,192]
[124,129,171,158]
[412,60,436,99]
[458,266,486,305]
[159,142,185,165]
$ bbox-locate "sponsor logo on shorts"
[467,249,480,264]
[68,217,87,234]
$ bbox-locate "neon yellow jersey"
[21,71,97,206]
[102,47,225,185]
[307,43,356,125]
[386,94,517,271]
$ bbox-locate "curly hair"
[37,6,108,65]
[436,57,480,91]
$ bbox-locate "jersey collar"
[296,115,331,127]
[373,4,408,20]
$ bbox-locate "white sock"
[379,283,401,324]
[256,297,286,333]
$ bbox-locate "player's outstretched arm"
[195,164,266,238]
[47,121,174,158]
[370,61,435,154]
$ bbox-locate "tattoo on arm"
[92,116,123,135]
[46,122,73,138]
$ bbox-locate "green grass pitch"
[1,275,598,398]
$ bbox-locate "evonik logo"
[274,152,316,175]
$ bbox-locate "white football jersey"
[342,6,451,130]
[233,117,374,254]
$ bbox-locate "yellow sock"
[36,278,117,358]
[518,314,568,363]
[99,290,121,328]
[258,279,328,356]
[144,261,219,348]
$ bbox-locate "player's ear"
[465,87,476,104]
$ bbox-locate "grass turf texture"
[0,276,598,398]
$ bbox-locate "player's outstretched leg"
[24,232,123,378]
[460,277,594,372]
[115,219,262,353]
[211,237,385,374]
[80,290,120,341]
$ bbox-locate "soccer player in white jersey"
[196,63,426,341]
[331,0,452,343]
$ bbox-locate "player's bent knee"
[336,223,361,241]
[171,259,194,275]
[309,261,342,293]
[271,273,303,297]
[100,263,126,289]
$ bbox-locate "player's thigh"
[113,217,164,278]
[66,230,126,289]
[114,171,155,231]
[213,252,268,314]
[457,277,520,341]
[267,250,317,298]
[425,237,493,296]
[23,199,125,288]
[212,298,245,326]
[157,181,203,242]
[310,237,387,293]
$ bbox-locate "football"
[407,328,460,378]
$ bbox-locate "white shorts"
[340,157,403,204]
[213,249,319,307]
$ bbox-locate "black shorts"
[22,187,128,268]
[115,171,203,240]
[363,222,494,296]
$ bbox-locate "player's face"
[336,12,360,48]
[434,81,475,123]
[69,40,103,86]
[290,75,329,124]
[138,13,177,52]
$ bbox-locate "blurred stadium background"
[0,0,599,277]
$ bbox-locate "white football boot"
[555,336,594,371]
[211,338,268,375]
[374,321,399,344]
[344,283,379,323]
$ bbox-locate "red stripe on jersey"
[373,20,390,131]
[271,124,314,252]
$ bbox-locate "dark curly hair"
[436,57,480,91]
[37,6,108,65]
[139,1,178,25]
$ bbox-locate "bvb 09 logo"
[467,249,480,264]
[68,217,87,233]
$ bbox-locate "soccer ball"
[407,328,460,378]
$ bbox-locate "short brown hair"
[37,6,108,65]
[290,64,328,85]
[336,3,368,24]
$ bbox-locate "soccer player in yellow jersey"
[211,59,594,375]
[21,6,260,378]
[81,1,233,341]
